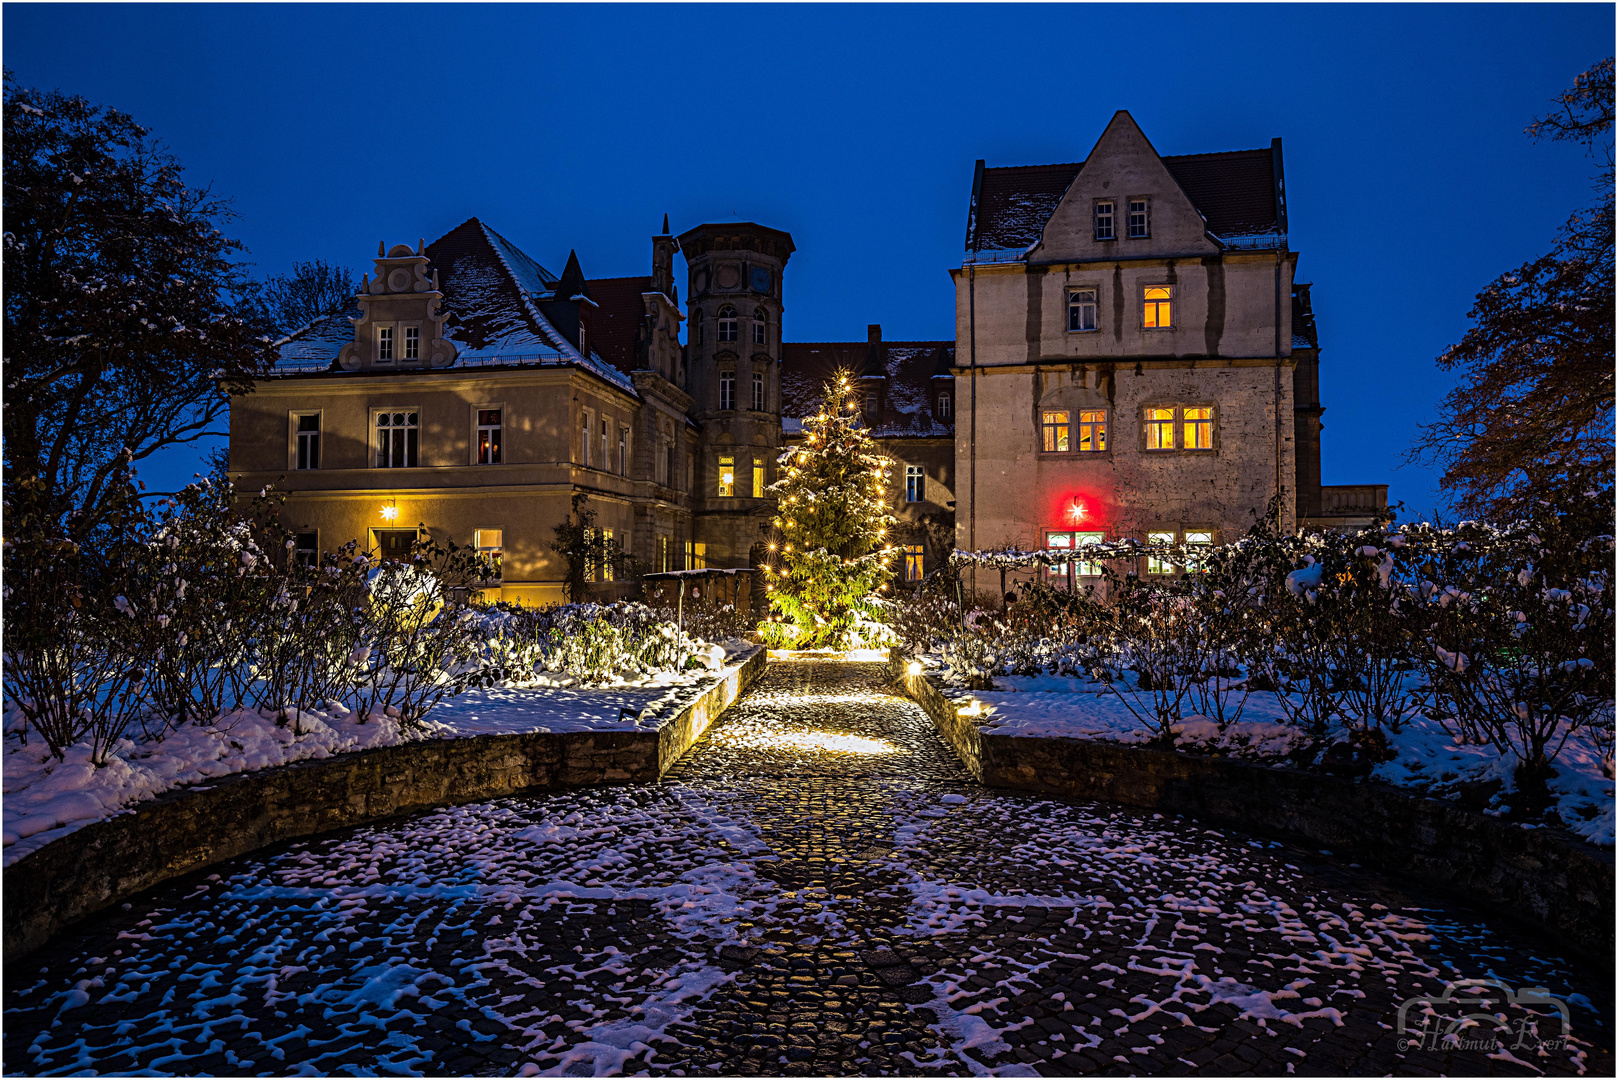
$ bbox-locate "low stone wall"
[892,659,1615,964]
[3,647,767,963]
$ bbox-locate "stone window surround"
[371,405,421,469]
[1139,402,1218,454]
[1127,196,1151,239]
[372,320,424,366]
[1093,199,1116,242]
[1037,407,1111,456]
[288,409,323,472]
[1066,286,1101,333]
[469,401,505,466]
[1141,283,1174,330]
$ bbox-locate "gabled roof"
[584,276,652,376]
[781,340,956,437]
[274,217,634,392]
[971,147,1281,251]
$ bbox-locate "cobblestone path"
[5,661,1611,1077]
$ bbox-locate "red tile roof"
[584,276,652,376]
[781,340,955,437]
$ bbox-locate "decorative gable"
[338,241,457,371]
[1032,111,1218,263]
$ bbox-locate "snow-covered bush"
[467,600,723,686]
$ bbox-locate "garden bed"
[4,641,761,869]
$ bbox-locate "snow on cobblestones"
[4,662,1608,1077]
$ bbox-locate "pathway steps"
[4,660,1610,1076]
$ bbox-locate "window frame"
[293,531,319,567]
[581,409,594,467]
[1046,530,1105,578]
[903,544,925,582]
[752,370,764,412]
[937,391,952,419]
[1142,404,1217,453]
[619,425,630,476]
[1182,406,1214,451]
[1127,198,1150,239]
[905,465,924,503]
[1077,408,1107,453]
[752,456,765,498]
[717,453,735,497]
[291,410,322,471]
[473,404,504,465]
[376,325,395,364]
[1142,283,1174,330]
[717,306,738,343]
[474,528,504,582]
[719,371,736,411]
[1066,287,1099,332]
[1146,530,1178,576]
[1094,200,1116,242]
[752,307,767,346]
[403,324,421,361]
[1040,409,1071,453]
[372,407,421,469]
[1144,405,1177,451]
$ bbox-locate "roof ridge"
[1162,146,1271,162]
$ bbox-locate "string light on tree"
[760,366,898,650]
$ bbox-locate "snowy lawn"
[3,642,761,867]
[929,666,1615,847]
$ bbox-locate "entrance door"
[375,529,419,561]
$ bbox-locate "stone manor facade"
[228,111,1381,603]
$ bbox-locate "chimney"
[865,324,883,376]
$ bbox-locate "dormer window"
[377,326,394,363]
[1128,199,1149,239]
[579,322,588,355]
[864,391,879,419]
[1094,200,1115,241]
[718,306,738,342]
[937,392,952,419]
[753,307,767,346]
[404,326,420,360]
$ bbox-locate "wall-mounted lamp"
[1068,499,1088,523]
[381,499,398,522]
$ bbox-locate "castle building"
[228,112,1380,604]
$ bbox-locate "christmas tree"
[760,369,898,649]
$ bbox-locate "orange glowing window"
[1183,406,1213,450]
[1078,409,1107,452]
[1145,407,1175,450]
[1143,285,1172,328]
[1041,410,1070,452]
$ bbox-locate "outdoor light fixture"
[906,660,922,677]
[1068,499,1088,523]
[381,500,398,522]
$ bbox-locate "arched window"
[753,307,767,346]
[937,391,952,419]
[718,306,738,342]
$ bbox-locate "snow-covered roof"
[273,217,636,394]
[781,338,955,438]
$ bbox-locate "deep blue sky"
[6,3,1611,514]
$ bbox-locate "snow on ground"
[937,668,1614,847]
[2,643,761,867]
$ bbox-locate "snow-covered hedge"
[2,479,718,767]
[903,497,1615,800]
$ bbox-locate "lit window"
[295,413,320,470]
[1143,285,1172,329]
[937,392,952,418]
[601,528,613,582]
[1128,199,1149,239]
[375,410,419,468]
[1047,531,1104,577]
[584,527,596,582]
[1094,201,1115,241]
[294,532,318,567]
[718,306,738,342]
[658,536,671,573]
[1041,409,1070,453]
[718,454,735,497]
[377,326,394,363]
[475,528,503,581]
[1185,529,1213,572]
[1067,289,1097,332]
[477,409,502,464]
[1077,410,1106,452]
[753,456,765,498]
[684,540,707,570]
[905,465,924,503]
[753,307,767,345]
[1148,530,1177,575]
[904,544,924,582]
[405,326,420,360]
[1183,406,1213,450]
[1145,407,1175,450]
[752,370,764,411]
[720,372,735,411]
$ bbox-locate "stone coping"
[891,657,1615,965]
[2,647,768,963]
